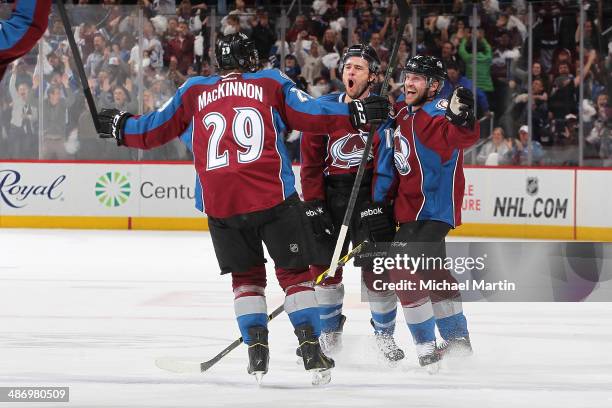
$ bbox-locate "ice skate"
[370,319,405,365]
[296,314,346,357]
[295,324,335,386]
[319,314,346,355]
[416,340,441,374]
[246,326,269,384]
[437,335,473,359]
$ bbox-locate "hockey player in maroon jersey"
[96,33,390,385]
[383,55,478,371]
[300,44,404,363]
[0,0,52,81]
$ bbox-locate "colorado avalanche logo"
[435,99,449,110]
[330,132,371,168]
[393,128,411,175]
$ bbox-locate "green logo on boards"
[95,172,131,207]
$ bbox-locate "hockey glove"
[349,95,391,129]
[98,109,133,145]
[303,200,335,240]
[359,201,395,243]
[445,87,475,129]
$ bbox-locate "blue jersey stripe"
[178,120,204,212]
[124,76,218,136]
[250,69,349,117]
[0,0,38,51]
[438,149,459,227]
[272,108,296,199]
[372,119,396,202]
[413,131,457,226]
[178,120,194,151]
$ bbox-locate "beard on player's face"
[404,73,438,107]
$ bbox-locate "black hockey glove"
[303,200,335,240]
[359,201,395,243]
[349,95,391,130]
[98,109,133,145]
[445,87,475,129]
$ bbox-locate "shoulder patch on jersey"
[422,98,447,117]
[435,99,448,110]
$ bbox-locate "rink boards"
[0,161,610,241]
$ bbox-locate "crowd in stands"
[0,0,611,166]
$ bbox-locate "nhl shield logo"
[526,177,538,196]
[289,243,299,253]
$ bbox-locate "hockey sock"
[402,298,436,344]
[309,265,344,333]
[314,283,344,333]
[433,297,469,339]
[277,267,321,337]
[366,288,397,335]
[232,266,268,344]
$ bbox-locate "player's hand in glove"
[98,109,133,145]
[303,200,335,240]
[445,87,475,128]
[359,201,395,243]
[349,95,391,129]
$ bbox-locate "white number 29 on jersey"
[204,107,264,170]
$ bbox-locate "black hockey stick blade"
[155,305,284,373]
[199,305,285,372]
[56,0,101,134]
[327,0,411,277]
[155,244,365,373]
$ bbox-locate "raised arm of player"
[0,0,52,80]
[413,100,480,151]
[269,70,389,135]
[98,77,204,149]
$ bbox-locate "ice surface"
[1,229,611,407]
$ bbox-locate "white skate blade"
[425,361,440,375]
[155,358,201,374]
[253,372,265,385]
[310,368,332,386]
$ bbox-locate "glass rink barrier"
[0,1,611,166]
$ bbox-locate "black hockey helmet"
[339,44,381,75]
[215,32,259,72]
[403,55,447,81]
[402,55,447,95]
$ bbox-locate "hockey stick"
[154,243,365,374]
[326,0,411,278]
[315,241,364,284]
[56,0,101,133]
